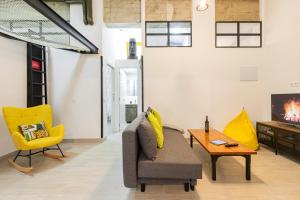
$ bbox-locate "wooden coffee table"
[188,129,257,181]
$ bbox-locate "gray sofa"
[122,113,202,192]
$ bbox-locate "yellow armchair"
[2,105,65,172]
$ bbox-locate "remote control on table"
[225,143,239,147]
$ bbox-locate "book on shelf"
[32,60,41,70]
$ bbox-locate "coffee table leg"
[211,156,219,181]
[190,134,193,148]
[245,155,251,180]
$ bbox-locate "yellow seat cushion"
[224,110,259,150]
[147,112,164,149]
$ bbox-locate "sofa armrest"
[163,124,184,134]
[122,130,139,188]
[122,113,145,188]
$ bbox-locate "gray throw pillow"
[137,118,157,160]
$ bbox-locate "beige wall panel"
[104,0,141,23]
[145,0,192,21]
[216,0,260,21]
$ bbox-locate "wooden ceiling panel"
[103,0,141,24]
[145,0,192,21]
[216,0,260,21]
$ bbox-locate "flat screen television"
[271,93,300,126]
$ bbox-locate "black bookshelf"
[27,43,47,107]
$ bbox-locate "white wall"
[48,50,101,139]
[48,0,102,139]
[0,37,27,156]
[143,0,300,134]
[102,26,142,65]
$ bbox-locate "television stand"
[256,121,300,155]
[290,124,300,129]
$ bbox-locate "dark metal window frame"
[215,21,262,48]
[0,0,98,54]
[145,21,192,48]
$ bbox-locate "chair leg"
[56,144,65,157]
[8,150,33,173]
[13,150,22,162]
[28,150,32,168]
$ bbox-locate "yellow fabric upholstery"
[2,105,64,150]
[147,112,164,149]
[150,108,163,127]
[223,109,259,150]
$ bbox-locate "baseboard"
[0,139,104,160]
[62,138,105,143]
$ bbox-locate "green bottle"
[205,116,209,133]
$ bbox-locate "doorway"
[116,59,143,131]
[101,25,143,138]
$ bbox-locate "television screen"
[271,93,300,126]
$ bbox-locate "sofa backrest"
[122,112,145,188]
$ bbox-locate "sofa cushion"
[138,128,202,180]
[137,117,157,160]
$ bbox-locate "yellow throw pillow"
[150,108,163,127]
[19,121,49,141]
[147,112,164,149]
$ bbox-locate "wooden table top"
[188,129,257,156]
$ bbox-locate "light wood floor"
[0,134,299,200]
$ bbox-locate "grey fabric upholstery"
[138,128,202,180]
[137,117,157,160]
[138,178,197,186]
[122,113,202,188]
[163,124,185,134]
[122,113,145,188]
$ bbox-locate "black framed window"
[145,21,192,47]
[215,21,262,48]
